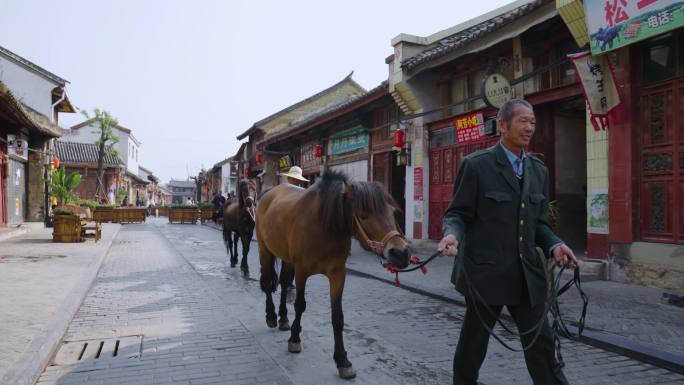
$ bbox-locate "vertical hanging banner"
[569,51,621,131]
[584,0,684,55]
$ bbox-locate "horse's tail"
[259,259,278,294]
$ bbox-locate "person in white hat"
[280,165,309,188]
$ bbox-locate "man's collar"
[499,141,526,162]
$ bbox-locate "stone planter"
[168,208,198,224]
[52,214,82,243]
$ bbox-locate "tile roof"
[0,45,69,85]
[401,0,543,72]
[55,141,123,166]
[0,81,63,137]
[237,72,365,140]
[263,82,389,143]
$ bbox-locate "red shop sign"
[454,112,485,143]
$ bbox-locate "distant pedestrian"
[186,197,193,205]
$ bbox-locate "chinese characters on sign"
[585,0,684,54]
[301,141,321,169]
[570,51,621,130]
[481,73,512,109]
[414,167,423,201]
[454,112,485,143]
[330,126,369,155]
[278,155,292,170]
[229,162,238,177]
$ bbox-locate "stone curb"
[0,224,122,385]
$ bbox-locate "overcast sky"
[1,0,513,183]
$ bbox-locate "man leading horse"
[438,99,578,385]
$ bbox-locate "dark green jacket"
[443,142,560,307]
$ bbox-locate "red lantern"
[314,144,322,158]
[393,129,405,148]
[52,156,60,169]
[255,152,263,165]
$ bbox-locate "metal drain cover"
[52,335,142,366]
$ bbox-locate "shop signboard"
[414,167,424,201]
[301,140,321,169]
[229,162,238,177]
[584,0,684,55]
[330,126,368,155]
[454,112,485,143]
[481,73,512,109]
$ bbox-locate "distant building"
[54,141,124,203]
[167,179,195,204]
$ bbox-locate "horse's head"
[238,179,258,222]
[317,171,410,268]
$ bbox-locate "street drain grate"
[51,335,143,366]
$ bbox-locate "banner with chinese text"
[584,0,684,55]
[301,140,321,170]
[454,112,485,143]
[570,51,621,130]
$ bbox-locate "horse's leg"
[329,269,355,379]
[231,232,239,267]
[259,250,278,328]
[239,230,251,277]
[223,227,235,267]
[288,270,308,354]
[277,261,294,331]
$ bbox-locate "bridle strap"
[353,215,402,257]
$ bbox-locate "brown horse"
[222,179,257,275]
[256,170,410,379]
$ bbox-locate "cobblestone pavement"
[37,220,684,385]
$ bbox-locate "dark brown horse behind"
[256,170,410,379]
[222,179,257,275]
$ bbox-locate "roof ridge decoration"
[236,72,366,140]
[400,0,543,72]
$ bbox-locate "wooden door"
[372,152,390,191]
[639,81,684,244]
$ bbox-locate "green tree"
[49,166,82,205]
[82,108,119,201]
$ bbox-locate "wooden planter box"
[53,214,82,243]
[158,207,169,217]
[168,208,198,224]
[117,208,147,223]
[200,207,214,222]
[93,208,116,223]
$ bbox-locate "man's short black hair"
[497,99,534,124]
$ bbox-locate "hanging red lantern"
[255,152,263,165]
[393,129,405,148]
[52,156,60,169]
[314,144,322,158]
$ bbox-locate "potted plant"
[168,204,199,224]
[52,207,82,243]
[199,202,214,223]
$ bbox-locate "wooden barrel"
[52,214,82,243]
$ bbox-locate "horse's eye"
[360,214,369,220]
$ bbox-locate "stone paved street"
[35,219,684,385]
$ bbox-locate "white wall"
[329,160,368,182]
[62,125,139,175]
[0,55,60,119]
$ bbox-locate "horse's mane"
[316,170,393,236]
[237,179,256,210]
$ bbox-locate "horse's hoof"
[278,320,290,331]
[230,263,236,268]
[287,342,301,353]
[338,366,356,379]
[241,268,249,277]
[266,317,277,329]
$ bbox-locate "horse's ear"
[343,180,353,199]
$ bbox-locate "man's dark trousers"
[453,283,568,385]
